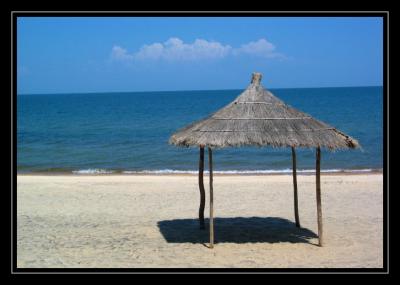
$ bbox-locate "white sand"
[17,174,383,268]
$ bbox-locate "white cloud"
[233,38,283,58]
[111,37,284,62]
[135,37,232,61]
[135,42,164,60]
[110,45,134,61]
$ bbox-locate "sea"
[17,86,383,174]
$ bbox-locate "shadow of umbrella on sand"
[169,72,359,248]
[158,217,318,245]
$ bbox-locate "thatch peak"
[169,73,360,150]
[251,72,262,85]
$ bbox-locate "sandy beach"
[17,173,383,268]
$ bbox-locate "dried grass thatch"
[169,73,359,150]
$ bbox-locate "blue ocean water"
[17,87,383,174]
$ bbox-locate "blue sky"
[17,17,383,94]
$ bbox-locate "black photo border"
[10,11,390,274]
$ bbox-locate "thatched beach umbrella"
[169,72,359,248]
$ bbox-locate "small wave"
[342,169,375,172]
[123,170,198,174]
[121,168,377,175]
[72,168,114,174]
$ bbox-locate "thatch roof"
[169,73,359,150]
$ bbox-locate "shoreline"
[17,169,383,177]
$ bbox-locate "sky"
[17,17,383,94]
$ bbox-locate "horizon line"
[17,85,383,96]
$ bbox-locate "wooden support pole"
[198,146,206,229]
[316,147,323,246]
[208,147,214,249]
[291,147,300,228]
